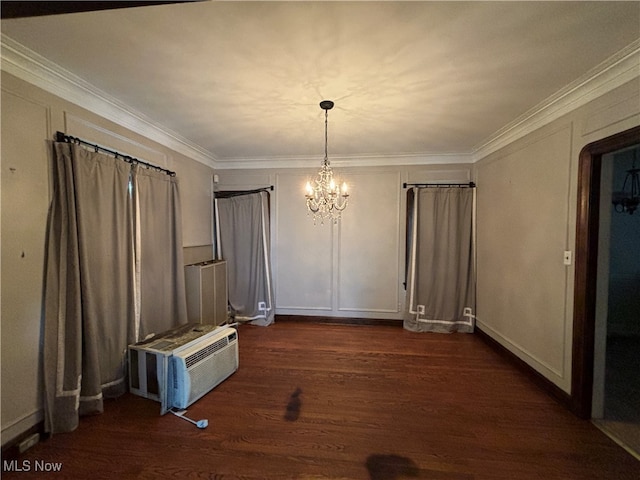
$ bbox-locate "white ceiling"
[2,1,639,168]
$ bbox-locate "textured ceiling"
[2,1,639,164]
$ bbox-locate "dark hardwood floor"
[3,322,639,479]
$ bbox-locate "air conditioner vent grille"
[185,337,229,368]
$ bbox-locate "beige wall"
[0,72,214,444]
[474,78,640,393]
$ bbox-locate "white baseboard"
[1,409,43,448]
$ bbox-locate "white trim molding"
[212,152,474,170]
[473,39,640,161]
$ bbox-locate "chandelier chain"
[324,109,329,166]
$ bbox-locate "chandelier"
[612,149,639,215]
[305,100,349,224]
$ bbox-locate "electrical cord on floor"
[169,408,208,429]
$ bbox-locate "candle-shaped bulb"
[342,182,348,195]
[306,181,313,196]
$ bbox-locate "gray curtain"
[43,143,135,433]
[43,143,186,434]
[134,166,187,338]
[404,187,476,333]
[215,191,274,326]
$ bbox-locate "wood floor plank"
[2,322,638,479]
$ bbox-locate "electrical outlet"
[18,433,39,453]
[563,250,572,266]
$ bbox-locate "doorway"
[572,125,640,457]
[591,145,640,456]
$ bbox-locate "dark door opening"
[572,125,640,420]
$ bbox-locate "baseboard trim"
[475,326,573,412]
[1,421,47,463]
[275,314,402,327]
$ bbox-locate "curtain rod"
[403,182,476,188]
[214,186,274,198]
[55,131,176,177]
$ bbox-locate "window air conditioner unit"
[170,327,238,409]
[129,323,238,414]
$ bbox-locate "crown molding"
[2,33,638,170]
[473,39,640,161]
[1,34,217,169]
[212,152,473,170]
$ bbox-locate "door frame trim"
[571,125,640,418]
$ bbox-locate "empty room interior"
[1,1,639,478]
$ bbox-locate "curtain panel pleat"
[404,187,476,333]
[43,143,186,434]
[215,191,274,326]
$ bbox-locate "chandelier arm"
[334,201,348,212]
[306,199,321,213]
